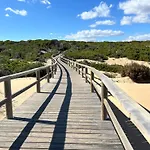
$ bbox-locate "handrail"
[61,56,150,147]
[0,57,57,119]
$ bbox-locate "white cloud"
[41,0,51,5]
[126,34,150,41]
[120,16,132,25]
[5,7,27,16]
[77,2,112,20]
[5,14,10,17]
[17,0,26,2]
[65,29,124,41]
[90,20,115,28]
[119,0,150,25]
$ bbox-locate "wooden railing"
[0,58,57,119]
[61,56,150,150]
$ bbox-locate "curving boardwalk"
[0,59,123,150]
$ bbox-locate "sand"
[106,58,150,111]
[0,59,51,120]
[77,57,150,111]
[105,57,150,67]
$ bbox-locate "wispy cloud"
[90,20,115,28]
[77,2,112,20]
[65,29,123,41]
[5,7,27,16]
[126,33,150,41]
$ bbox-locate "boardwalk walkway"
[0,58,123,149]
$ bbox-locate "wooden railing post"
[36,70,40,93]
[91,71,94,92]
[85,68,88,83]
[54,64,57,75]
[81,67,84,78]
[75,63,78,71]
[4,78,13,119]
[101,83,108,120]
[78,65,80,74]
[46,67,50,83]
[72,62,74,69]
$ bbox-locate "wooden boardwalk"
[0,59,124,150]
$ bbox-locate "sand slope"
[0,59,51,120]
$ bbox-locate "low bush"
[0,59,43,77]
[90,63,123,73]
[121,63,150,82]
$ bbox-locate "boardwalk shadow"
[48,61,72,150]
[9,64,63,149]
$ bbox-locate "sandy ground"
[105,57,150,67]
[106,58,150,111]
[0,59,51,120]
[77,57,150,67]
[78,57,150,111]
[116,82,150,110]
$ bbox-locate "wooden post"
[46,67,50,83]
[4,78,13,119]
[82,67,84,78]
[85,68,88,83]
[36,70,40,93]
[101,83,108,120]
[91,71,94,92]
[78,65,80,74]
[75,63,78,71]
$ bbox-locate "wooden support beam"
[4,78,13,119]
[85,68,88,83]
[90,71,94,92]
[36,71,40,93]
[81,67,84,78]
[101,83,107,120]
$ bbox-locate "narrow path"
[0,58,123,149]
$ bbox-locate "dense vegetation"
[80,60,150,83]
[64,41,150,62]
[1,39,150,81]
[0,39,62,76]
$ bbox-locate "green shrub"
[90,63,123,73]
[121,63,150,82]
[0,59,43,77]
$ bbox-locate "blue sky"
[0,0,150,41]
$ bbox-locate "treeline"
[1,39,150,77]
[0,39,64,76]
[64,41,150,62]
